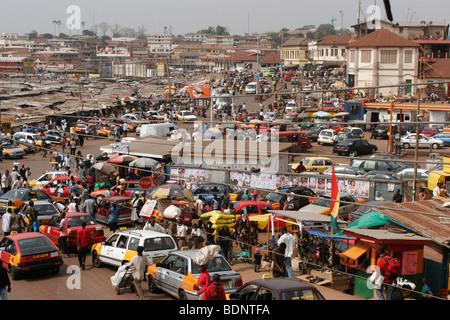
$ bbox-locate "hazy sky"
[0,0,448,36]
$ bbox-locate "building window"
[350,50,355,63]
[341,49,346,56]
[361,50,371,63]
[404,50,413,64]
[380,50,397,64]
[325,49,329,56]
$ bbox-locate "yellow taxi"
[290,157,345,173]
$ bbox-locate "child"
[254,248,262,272]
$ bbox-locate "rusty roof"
[347,28,421,48]
[374,199,450,248]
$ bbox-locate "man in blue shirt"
[108,202,119,232]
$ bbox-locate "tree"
[42,33,53,39]
[98,22,110,37]
[137,25,147,40]
[111,24,122,37]
[215,25,229,35]
[82,29,95,36]
[317,24,337,38]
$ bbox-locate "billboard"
[188,86,211,98]
[97,46,130,57]
[157,62,165,77]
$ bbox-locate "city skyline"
[0,0,448,37]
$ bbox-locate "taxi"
[28,170,70,188]
[39,212,105,249]
[94,196,132,226]
[91,180,155,202]
[91,229,177,268]
[0,232,63,280]
[147,249,242,300]
[0,188,57,214]
[18,200,61,225]
[232,200,292,231]
[42,175,80,201]
[291,157,344,173]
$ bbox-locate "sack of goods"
[201,210,236,232]
[193,245,221,266]
[163,205,181,219]
[111,264,128,288]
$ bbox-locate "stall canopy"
[336,210,388,237]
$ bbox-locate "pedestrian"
[217,225,233,263]
[126,246,147,300]
[251,191,258,201]
[241,189,250,201]
[77,221,92,270]
[78,134,84,147]
[371,245,394,300]
[10,168,20,190]
[25,201,37,232]
[86,172,95,193]
[108,202,119,233]
[0,264,11,300]
[194,195,204,218]
[60,135,66,153]
[277,226,296,279]
[175,217,188,248]
[81,195,96,216]
[419,187,427,200]
[272,242,287,278]
[220,190,230,211]
[59,212,70,258]
[294,161,306,173]
[143,216,166,233]
[197,264,210,300]
[67,198,79,213]
[212,194,219,210]
[392,189,402,203]
[2,207,12,237]
[1,169,11,195]
[203,274,226,300]
[188,223,204,249]
[122,122,128,138]
[131,192,143,228]
[254,248,262,272]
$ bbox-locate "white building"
[147,33,175,56]
[346,28,420,96]
[309,34,351,67]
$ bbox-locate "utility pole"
[413,90,421,201]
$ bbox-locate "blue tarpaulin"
[304,229,355,241]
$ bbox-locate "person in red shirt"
[203,274,226,300]
[76,221,92,270]
[197,265,210,300]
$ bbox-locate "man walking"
[59,212,70,258]
[126,246,147,300]
[77,221,92,270]
[277,226,296,279]
[272,242,287,278]
[203,274,226,300]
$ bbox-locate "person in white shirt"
[2,208,12,236]
[126,246,147,300]
[433,182,443,197]
[188,223,204,249]
[175,217,188,247]
[143,216,166,233]
[277,226,296,279]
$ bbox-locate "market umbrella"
[150,184,194,202]
[92,161,116,175]
[121,96,137,102]
[332,81,347,88]
[108,154,138,164]
[129,157,159,169]
[250,119,264,124]
[297,113,311,118]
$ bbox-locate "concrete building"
[309,34,351,67]
[147,33,175,56]
[280,38,310,68]
[346,28,420,96]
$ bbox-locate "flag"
[330,166,340,232]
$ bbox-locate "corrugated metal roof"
[374,199,450,248]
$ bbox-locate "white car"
[317,129,338,145]
[91,230,177,268]
[245,82,257,94]
[28,170,70,188]
[400,133,444,149]
[285,100,298,112]
[264,112,279,122]
[177,111,197,122]
[121,113,146,123]
[396,168,429,180]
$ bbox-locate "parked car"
[295,157,342,173]
[420,127,438,137]
[1,142,25,159]
[94,196,132,226]
[265,187,316,210]
[433,132,450,146]
[40,212,105,249]
[361,170,401,181]
[91,180,155,203]
[229,278,326,300]
[29,170,70,188]
[348,200,392,221]
[333,139,378,156]
[298,194,365,221]
[307,125,323,142]
[147,249,243,300]
[263,112,279,122]
[400,133,444,149]
[177,111,197,122]
[317,129,338,145]
[191,183,243,203]
[285,100,298,113]
[42,175,80,201]
[121,113,147,124]
[0,232,63,280]
[0,188,57,214]
[396,168,429,180]
[92,230,177,268]
[350,158,404,173]
[336,131,365,144]
[18,200,61,225]
[322,166,366,177]
[323,124,344,133]
[372,124,389,139]
[290,76,301,85]
[43,130,70,144]
[343,127,364,137]
[368,154,412,168]
[13,132,51,149]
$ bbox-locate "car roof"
[246,278,318,291]
[7,232,47,241]
[113,229,172,238]
[105,196,132,201]
[235,201,272,206]
[168,249,225,260]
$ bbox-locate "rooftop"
[347,28,421,48]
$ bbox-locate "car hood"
[4,146,24,152]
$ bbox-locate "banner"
[188,86,211,98]
[157,62,165,77]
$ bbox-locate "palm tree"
[57,20,62,36]
[52,20,57,36]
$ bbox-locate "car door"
[0,238,15,268]
[100,233,120,266]
[108,234,129,266]
[154,254,179,293]
[339,195,358,217]
[41,216,61,245]
[95,199,109,224]
[167,256,188,297]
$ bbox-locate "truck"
[139,123,178,138]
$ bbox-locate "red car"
[39,212,105,249]
[284,72,294,81]
[420,127,438,137]
[91,179,156,202]
[0,232,63,280]
[94,196,132,226]
[151,200,193,225]
[233,200,293,231]
[271,131,312,153]
[42,175,80,201]
[323,124,344,133]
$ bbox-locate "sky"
[0,0,448,36]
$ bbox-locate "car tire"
[432,143,439,149]
[10,266,21,280]
[92,251,102,268]
[403,143,410,149]
[147,275,160,293]
[179,290,188,300]
[95,195,105,204]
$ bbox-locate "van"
[13,132,51,148]
[245,82,257,94]
[317,129,338,145]
[139,123,178,138]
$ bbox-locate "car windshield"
[35,204,59,216]
[18,236,56,256]
[266,192,283,202]
[280,289,322,300]
[313,197,331,207]
[67,215,97,227]
[191,255,232,274]
[2,190,25,199]
[143,237,176,252]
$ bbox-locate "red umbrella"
[108,155,138,164]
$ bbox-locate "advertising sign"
[157,62,165,77]
[188,86,211,98]
[97,46,130,57]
